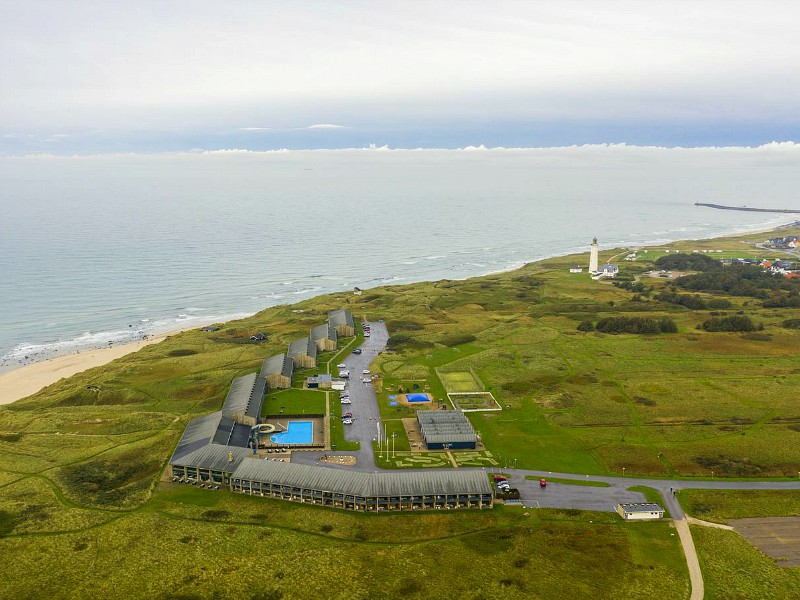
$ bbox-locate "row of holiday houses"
[261,309,356,389]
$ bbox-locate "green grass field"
[439,370,483,393]
[3,224,800,596]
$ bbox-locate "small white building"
[600,263,619,277]
[569,265,583,273]
[616,503,664,520]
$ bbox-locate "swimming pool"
[406,393,430,402]
[270,421,314,445]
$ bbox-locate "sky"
[2,0,800,154]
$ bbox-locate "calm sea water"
[1,145,798,368]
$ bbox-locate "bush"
[594,316,677,334]
[441,333,477,346]
[385,335,433,351]
[701,315,757,332]
[654,253,721,271]
[782,318,800,329]
[655,291,707,310]
[576,320,595,332]
[706,298,732,309]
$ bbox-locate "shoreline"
[1,220,797,407]
[0,327,195,406]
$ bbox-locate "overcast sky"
[2,1,800,154]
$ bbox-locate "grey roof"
[619,503,664,513]
[310,323,338,344]
[170,411,224,462]
[328,309,355,329]
[418,410,477,445]
[221,373,265,421]
[231,460,492,497]
[288,336,317,358]
[212,416,237,445]
[172,444,250,473]
[229,423,253,448]
[261,353,293,379]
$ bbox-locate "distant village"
[570,236,800,280]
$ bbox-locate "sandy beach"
[0,333,176,406]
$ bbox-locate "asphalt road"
[291,321,389,472]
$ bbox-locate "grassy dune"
[1,225,800,597]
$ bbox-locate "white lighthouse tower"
[589,237,599,274]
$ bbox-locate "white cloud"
[305,124,346,129]
[238,127,272,131]
[2,1,799,135]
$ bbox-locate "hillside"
[1,224,799,598]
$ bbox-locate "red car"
[539,478,547,488]
[493,475,507,482]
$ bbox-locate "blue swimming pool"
[270,421,314,445]
[406,393,430,402]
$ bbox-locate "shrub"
[654,253,721,271]
[168,349,198,357]
[441,333,477,346]
[594,316,677,334]
[701,315,757,332]
[706,298,732,309]
[782,318,800,329]
[655,291,707,310]
[576,320,595,332]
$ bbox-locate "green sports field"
[438,370,483,393]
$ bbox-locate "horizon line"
[3,140,800,159]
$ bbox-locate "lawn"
[262,388,327,416]
[679,489,800,523]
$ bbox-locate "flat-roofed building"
[306,374,332,389]
[616,503,665,520]
[417,410,478,450]
[311,322,338,352]
[288,336,317,368]
[260,353,293,389]
[328,309,356,337]
[221,373,266,427]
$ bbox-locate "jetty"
[695,202,800,214]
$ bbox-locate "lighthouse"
[589,238,599,273]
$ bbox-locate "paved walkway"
[674,518,704,600]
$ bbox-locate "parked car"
[362,369,370,375]
[337,363,347,369]
[342,418,353,425]
[539,478,547,488]
[340,398,351,404]
[249,333,267,341]
[352,348,362,354]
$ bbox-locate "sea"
[1,144,799,371]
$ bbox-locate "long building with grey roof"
[417,410,478,450]
[310,322,337,352]
[288,336,317,368]
[260,353,293,388]
[328,309,356,337]
[221,373,266,426]
[169,445,493,511]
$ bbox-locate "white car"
[340,398,351,404]
[362,369,370,375]
[337,363,347,369]
[342,418,353,425]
